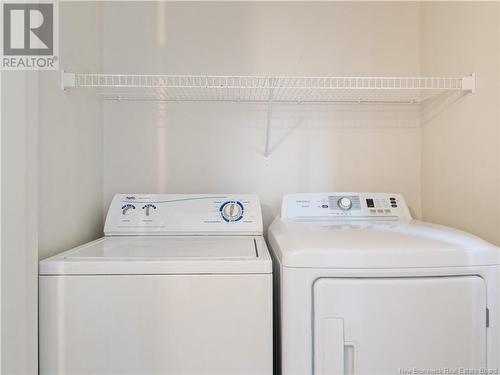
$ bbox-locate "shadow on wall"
[421,91,470,126]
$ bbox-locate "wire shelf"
[61,72,475,158]
[62,73,475,104]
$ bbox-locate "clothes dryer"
[268,193,500,375]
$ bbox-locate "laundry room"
[2,1,500,374]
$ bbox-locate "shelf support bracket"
[264,79,276,159]
[61,70,76,91]
[264,97,273,159]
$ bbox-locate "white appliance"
[268,192,500,375]
[39,194,272,375]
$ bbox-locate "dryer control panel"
[104,194,263,236]
[282,193,412,221]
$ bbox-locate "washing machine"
[39,194,272,375]
[268,192,500,375]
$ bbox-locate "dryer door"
[313,276,486,375]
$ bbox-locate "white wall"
[38,2,103,259]
[1,2,102,373]
[102,2,422,225]
[1,71,39,375]
[421,2,500,245]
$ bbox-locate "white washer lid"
[39,236,271,275]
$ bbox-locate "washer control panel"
[105,194,262,235]
[282,192,412,221]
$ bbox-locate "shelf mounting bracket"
[264,79,276,159]
[61,70,76,91]
[462,73,476,93]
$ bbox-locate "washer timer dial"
[220,201,244,222]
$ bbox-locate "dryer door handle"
[344,343,356,375]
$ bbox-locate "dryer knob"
[337,197,352,211]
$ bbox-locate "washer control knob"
[142,204,157,216]
[122,204,136,215]
[337,197,352,211]
[220,201,244,222]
